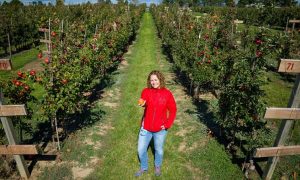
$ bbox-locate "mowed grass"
[87,12,243,179]
[36,12,298,180]
[89,12,170,178]
[0,47,40,80]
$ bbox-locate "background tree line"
[162,0,298,7]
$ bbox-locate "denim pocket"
[139,128,147,136]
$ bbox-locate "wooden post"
[263,74,300,179]
[264,107,300,119]
[0,145,39,155]
[0,91,30,179]
[254,145,300,158]
[7,33,12,60]
[84,26,87,43]
[288,19,300,37]
[0,59,12,70]
[95,24,98,35]
[39,20,60,151]
[285,17,289,32]
[196,16,201,23]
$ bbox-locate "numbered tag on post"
[0,59,12,71]
[278,59,300,73]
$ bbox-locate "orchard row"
[151,4,299,155]
[1,4,145,145]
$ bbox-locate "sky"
[0,0,162,5]
[0,0,298,5]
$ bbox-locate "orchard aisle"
[36,12,243,179]
[87,12,243,179]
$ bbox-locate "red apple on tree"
[255,39,262,45]
[30,70,36,76]
[15,81,21,86]
[51,31,56,37]
[38,52,43,59]
[44,57,50,64]
[256,50,263,57]
[61,79,68,84]
[17,71,23,78]
[24,85,30,91]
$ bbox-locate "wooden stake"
[285,17,289,32]
[40,39,51,44]
[38,28,50,32]
[0,145,39,155]
[0,105,27,117]
[0,91,29,179]
[264,107,300,120]
[7,33,12,60]
[254,145,300,157]
[263,75,300,180]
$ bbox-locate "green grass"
[90,12,166,178]
[0,47,40,80]
[262,71,293,107]
[38,164,73,180]
[85,12,243,179]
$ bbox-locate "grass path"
[87,12,243,179]
[0,47,41,80]
[36,12,244,179]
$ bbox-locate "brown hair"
[147,70,166,88]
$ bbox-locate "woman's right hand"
[138,98,146,106]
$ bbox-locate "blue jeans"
[137,127,168,171]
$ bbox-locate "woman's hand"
[138,98,146,106]
[161,125,166,130]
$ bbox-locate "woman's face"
[150,74,160,89]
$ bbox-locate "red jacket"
[141,87,177,132]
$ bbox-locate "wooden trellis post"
[233,19,243,45]
[286,19,300,37]
[39,20,61,151]
[253,59,300,179]
[0,59,39,180]
[39,27,51,59]
[233,19,243,34]
[196,15,201,23]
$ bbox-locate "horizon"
[0,0,162,5]
[0,0,298,5]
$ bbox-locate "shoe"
[135,169,147,177]
[155,166,161,176]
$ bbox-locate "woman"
[135,70,177,177]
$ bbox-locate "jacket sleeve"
[140,88,148,126]
[165,91,177,129]
[141,88,148,103]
